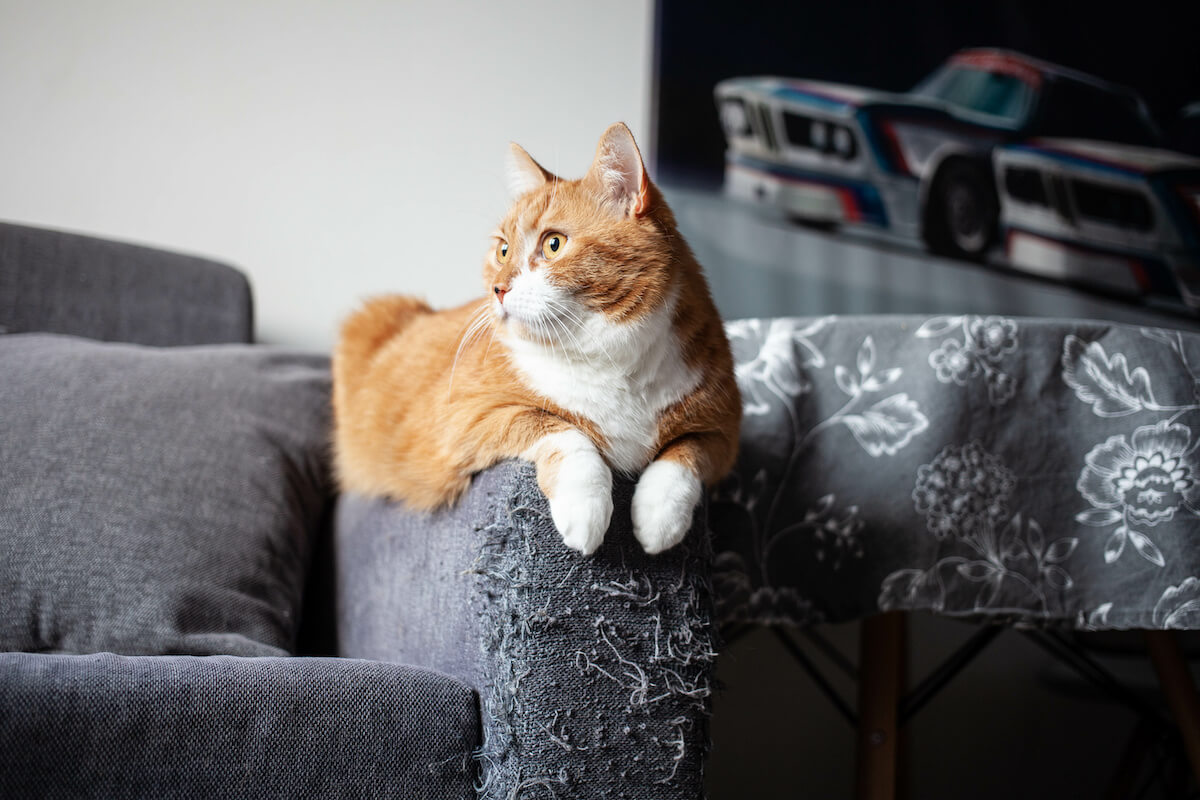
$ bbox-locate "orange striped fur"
[332,123,740,554]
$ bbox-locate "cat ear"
[506,143,555,198]
[587,122,651,218]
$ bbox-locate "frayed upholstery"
[335,460,716,799]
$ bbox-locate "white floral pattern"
[727,317,829,416]
[918,315,1019,405]
[912,442,1015,540]
[1153,578,1200,629]
[711,317,1200,631]
[1075,420,1200,567]
[880,443,1078,616]
[1062,336,1159,417]
[712,319,928,625]
[1066,332,1200,570]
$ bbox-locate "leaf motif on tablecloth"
[1153,578,1200,629]
[915,315,967,339]
[1061,335,1157,418]
[726,317,833,416]
[1075,602,1115,631]
[879,569,945,613]
[842,393,929,458]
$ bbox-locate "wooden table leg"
[856,611,906,800]
[1145,630,1200,787]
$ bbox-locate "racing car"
[716,48,1200,309]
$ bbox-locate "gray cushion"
[0,220,253,345]
[0,334,333,657]
[0,652,479,799]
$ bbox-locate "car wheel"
[925,160,998,261]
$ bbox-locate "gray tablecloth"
[711,315,1200,631]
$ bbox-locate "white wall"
[0,0,654,349]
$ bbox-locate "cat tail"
[333,294,431,393]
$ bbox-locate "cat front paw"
[547,453,613,556]
[550,489,612,556]
[632,459,702,554]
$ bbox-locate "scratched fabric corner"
[334,460,717,800]
[471,463,717,800]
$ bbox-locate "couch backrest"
[0,221,253,345]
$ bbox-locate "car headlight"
[832,126,856,159]
[810,120,829,150]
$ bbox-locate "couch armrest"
[335,460,717,800]
[0,221,253,345]
[0,653,478,798]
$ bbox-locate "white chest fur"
[502,298,700,475]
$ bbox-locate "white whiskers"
[448,302,493,399]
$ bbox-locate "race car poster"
[653,0,1200,325]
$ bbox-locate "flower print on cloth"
[726,317,831,416]
[1153,578,1200,629]
[713,321,928,627]
[827,336,928,458]
[757,493,865,575]
[918,315,1018,405]
[1065,331,1200,568]
[1075,420,1200,566]
[880,442,1078,617]
[713,316,1200,632]
[928,339,980,385]
[967,316,1020,360]
[804,495,865,570]
[711,550,824,628]
[913,441,1015,540]
[1061,336,1160,417]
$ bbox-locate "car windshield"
[913,66,1034,127]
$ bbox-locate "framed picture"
[653,0,1200,330]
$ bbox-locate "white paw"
[548,451,613,556]
[632,460,702,554]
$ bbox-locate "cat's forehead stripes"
[516,187,556,231]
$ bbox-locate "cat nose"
[493,284,509,304]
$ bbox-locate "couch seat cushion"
[0,652,479,799]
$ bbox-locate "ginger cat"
[332,123,740,555]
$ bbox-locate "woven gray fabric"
[0,221,252,345]
[336,460,717,800]
[0,652,479,799]
[0,334,333,656]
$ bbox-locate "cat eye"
[496,240,510,263]
[542,232,567,260]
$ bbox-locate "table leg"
[1144,630,1200,786]
[856,611,906,800]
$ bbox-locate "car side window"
[1033,79,1159,147]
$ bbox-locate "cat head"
[483,123,680,351]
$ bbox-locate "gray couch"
[0,222,716,799]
